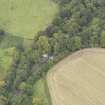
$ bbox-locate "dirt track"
[47,48,105,105]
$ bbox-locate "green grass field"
[0,47,15,81]
[33,78,52,105]
[0,0,58,39]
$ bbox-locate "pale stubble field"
[47,48,105,105]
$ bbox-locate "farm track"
[47,48,105,105]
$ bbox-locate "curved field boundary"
[47,48,105,105]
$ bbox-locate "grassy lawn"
[0,47,16,81]
[33,78,52,105]
[0,0,58,39]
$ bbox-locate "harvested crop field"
[47,48,105,105]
